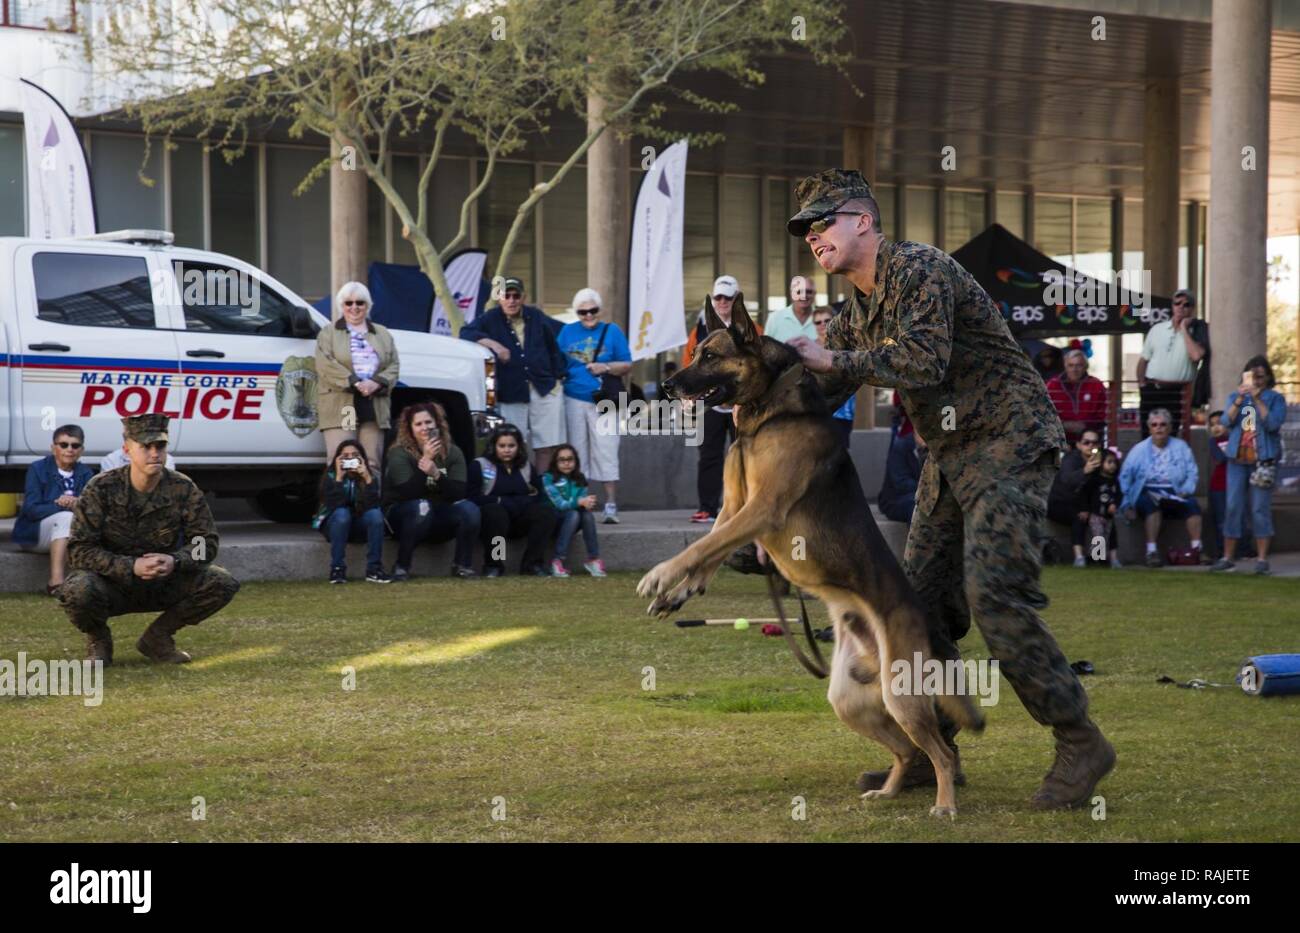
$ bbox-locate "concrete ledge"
[0,506,909,593]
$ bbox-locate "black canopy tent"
[950,223,1175,339]
[950,224,1188,439]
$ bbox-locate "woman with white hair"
[315,281,400,471]
[555,288,632,523]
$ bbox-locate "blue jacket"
[460,305,568,403]
[1119,437,1198,512]
[13,456,96,548]
[1221,388,1287,461]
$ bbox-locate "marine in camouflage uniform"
[786,169,1114,809]
[60,414,240,665]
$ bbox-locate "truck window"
[174,260,298,336]
[33,253,157,328]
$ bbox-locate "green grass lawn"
[1,567,1298,841]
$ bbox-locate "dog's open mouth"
[675,385,727,406]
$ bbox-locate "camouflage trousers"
[903,452,1088,728]
[60,566,240,634]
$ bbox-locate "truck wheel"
[249,484,319,524]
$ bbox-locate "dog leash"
[766,563,828,679]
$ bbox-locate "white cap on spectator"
[712,275,739,298]
[572,287,602,310]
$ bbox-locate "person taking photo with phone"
[315,439,387,584]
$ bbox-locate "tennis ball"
[734,618,749,630]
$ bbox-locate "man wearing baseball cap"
[59,414,240,665]
[784,169,1114,810]
[460,275,570,472]
[682,274,762,523]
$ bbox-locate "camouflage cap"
[787,168,875,236]
[123,413,169,445]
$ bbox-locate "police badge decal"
[276,356,319,437]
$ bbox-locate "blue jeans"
[321,506,385,572]
[554,508,599,561]
[1225,460,1273,539]
[386,498,482,570]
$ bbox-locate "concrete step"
[0,507,909,593]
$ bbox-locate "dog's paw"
[929,805,957,820]
[860,789,897,801]
[637,561,676,600]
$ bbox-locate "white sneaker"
[1072,555,1086,568]
[602,503,620,524]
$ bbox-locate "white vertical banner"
[430,248,488,336]
[628,139,688,360]
[20,79,96,239]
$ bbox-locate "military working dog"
[637,294,984,818]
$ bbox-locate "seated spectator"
[102,439,175,471]
[1050,428,1102,545]
[14,424,95,595]
[878,412,924,524]
[541,444,606,578]
[1211,355,1288,575]
[1074,448,1123,568]
[1119,408,1202,567]
[557,288,632,525]
[468,425,558,577]
[316,439,386,584]
[1046,349,1108,446]
[383,402,479,580]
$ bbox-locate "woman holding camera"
[1211,356,1288,575]
[316,439,388,584]
[468,425,558,577]
[383,402,480,580]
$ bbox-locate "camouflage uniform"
[60,415,239,663]
[789,170,1087,730]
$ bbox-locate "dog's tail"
[938,689,986,733]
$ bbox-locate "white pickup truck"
[0,230,497,520]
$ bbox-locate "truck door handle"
[186,349,226,358]
[27,342,71,351]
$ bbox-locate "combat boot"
[1030,720,1116,810]
[136,611,193,664]
[85,626,114,667]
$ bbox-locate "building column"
[329,134,367,321]
[587,90,631,334]
[1209,0,1271,401]
[842,126,877,429]
[1143,38,1181,301]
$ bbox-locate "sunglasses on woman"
[576,307,600,317]
[343,300,368,307]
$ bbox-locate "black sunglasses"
[342,299,368,307]
[56,441,83,450]
[576,307,600,317]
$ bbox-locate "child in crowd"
[468,425,558,576]
[541,443,606,578]
[1207,411,1229,558]
[1076,448,1123,568]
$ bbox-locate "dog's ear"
[727,292,761,350]
[703,295,727,334]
